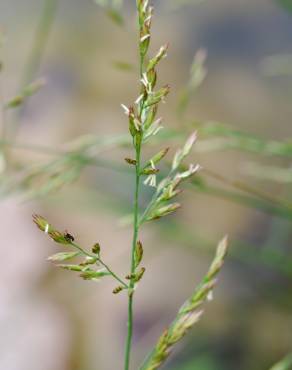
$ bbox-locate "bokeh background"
[0,0,292,369]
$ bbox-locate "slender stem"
[124,6,147,366]
[71,241,93,258]
[71,242,128,288]
[124,141,142,370]
[139,186,159,224]
[98,257,128,289]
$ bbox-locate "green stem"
[124,8,146,367]
[139,187,159,224]
[98,257,128,289]
[124,141,142,370]
[71,242,127,288]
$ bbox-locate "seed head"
[134,240,144,268]
[92,243,101,255]
[113,285,124,294]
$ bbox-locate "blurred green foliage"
[277,0,292,13]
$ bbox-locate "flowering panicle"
[33,214,128,286]
[137,0,153,58]
[139,237,228,370]
[120,4,169,151]
[172,131,198,170]
[32,2,227,370]
[33,214,72,245]
[139,132,201,224]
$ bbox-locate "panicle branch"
[139,237,228,370]
[32,214,128,288]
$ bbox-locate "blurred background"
[0,0,292,369]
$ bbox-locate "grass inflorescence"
[32,2,228,369]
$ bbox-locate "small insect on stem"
[63,230,75,243]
